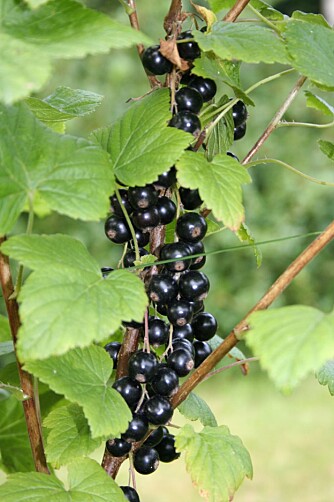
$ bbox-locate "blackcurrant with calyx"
[148,274,178,304]
[122,413,149,442]
[132,206,160,230]
[232,100,248,127]
[193,340,212,367]
[151,366,179,397]
[104,214,131,244]
[144,395,173,425]
[234,122,247,141]
[189,76,217,102]
[160,242,192,272]
[142,45,173,75]
[120,486,140,502]
[167,299,194,326]
[179,187,203,210]
[156,196,177,225]
[176,212,207,243]
[148,317,169,346]
[133,445,159,475]
[153,167,177,188]
[155,433,181,463]
[123,248,149,268]
[167,348,194,376]
[109,189,133,216]
[105,438,131,457]
[104,341,121,369]
[112,376,142,409]
[172,323,194,342]
[177,30,201,60]
[192,312,218,341]
[128,185,158,210]
[179,270,210,301]
[128,351,158,383]
[175,86,203,114]
[169,111,201,134]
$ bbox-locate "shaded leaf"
[206,95,234,160]
[250,0,285,21]
[207,0,235,13]
[318,140,334,161]
[316,360,334,396]
[178,392,217,427]
[304,91,334,117]
[291,11,331,28]
[0,382,27,401]
[0,342,14,357]
[0,315,11,342]
[236,223,262,267]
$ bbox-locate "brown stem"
[223,0,251,22]
[0,236,49,474]
[242,76,307,164]
[164,0,183,36]
[171,220,334,408]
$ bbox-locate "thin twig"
[223,0,251,22]
[202,357,259,382]
[0,237,49,474]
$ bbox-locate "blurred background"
[2,1,334,500]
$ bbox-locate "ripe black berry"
[172,323,194,342]
[160,242,192,272]
[156,196,177,225]
[193,340,212,367]
[144,426,168,447]
[184,240,206,270]
[148,274,178,304]
[104,214,131,244]
[132,206,160,230]
[192,312,218,341]
[144,395,173,425]
[129,228,150,248]
[234,122,247,141]
[175,86,203,114]
[179,270,210,301]
[148,317,169,346]
[101,266,113,278]
[128,185,158,210]
[167,348,194,376]
[151,366,179,397]
[104,341,121,369]
[170,337,195,356]
[123,248,149,268]
[109,189,133,216]
[169,111,201,134]
[232,100,248,127]
[120,486,140,502]
[105,438,131,457]
[112,376,142,409]
[179,187,203,210]
[142,45,173,75]
[154,167,177,188]
[155,433,180,462]
[177,31,201,60]
[134,445,160,475]
[167,299,194,326]
[128,351,158,383]
[176,212,207,243]
[226,151,239,161]
[122,413,149,442]
[189,76,217,102]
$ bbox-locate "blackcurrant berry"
[179,187,203,210]
[128,185,158,210]
[128,351,158,383]
[104,214,131,244]
[169,111,201,134]
[153,167,177,188]
[105,437,131,457]
[226,151,239,161]
[172,323,194,342]
[132,206,160,230]
[232,100,248,127]
[123,248,149,268]
[176,212,207,243]
[144,426,168,447]
[234,122,247,141]
[179,270,210,301]
[120,486,140,502]
[109,189,133,216]
[101,266,113,278]
[134,445,159,475]
[180,70,193,85]
[122,413,149,442]
[177,30,201,60]
[167,348,194,376]
[112,376,142,409]
[104,341,121,369]
[184,240,206,270]
[156,196,177,225]
[192,312,218,341]
[189,76,217,102]
[167,299,194,326]
[148,275,178,304]
[144,395,173,425]
[155,433,180,462]
[171,337,195,356]
[142,45,173,75]
[189,299,205,315]
[160,242,192,272]
[193,340,212,367]
[175,86,203,114]
[129,229,150,248]
[148,317,169,346]
[151,365,179,397]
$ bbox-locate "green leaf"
[0,458,126,501]
[236,223,262,267]
[194,22,288,64]
[304,91,334,117]
[24,345,132,438]
[176,151,251,230]
[0,382,27,401]
[91,89,192,186]
[316,360,334,396]
[208,335,248,371]
[1,234,147,360]
[284,20,334,88]
[291,11,331,28]
[24,0,49,8]
[44,403,103,467]
[0,397,35,472]
[0,342,14,357]
[207,0,235,13]
[178,392,217,427]
[318,140,334,161]
[0,103,115,235]
[250,0,285,21]
[26,86,104,131]
[206,96,234,160]
[176,424,253,502]
[206,218,225,236]
[247,306,334,392]
[0,315,11,342]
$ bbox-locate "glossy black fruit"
[148,274,178,304]
[132,206,160,230]
[144,425,168,447]
[104,214,131,244]
[122,413,149,442]
[105,438,131,457]
[226,151,239,161]
[112,376,142,409]
[129,228,150,248]
[179,270,210,301]
[123,248,149,268]
[232,100,248,127]
[167,299,194,326]
[179,187,203,210]
[101,266,113,278]
[144,395,173,425]
[176,212,207,243]
[175,86,203,114]
[167,348,194,376]
[142,45,173,75]
[128,185,158,210]
[189,76,217,102]
[151,366,179,396]
[104,341,121,369]
[170,337,195,356]
[172,323,194,342]
[234,122,247,141]
[169,111,201,134]
[156,196,177,225]
[109,189,133,216]
[160,242,192,272]
[155,433,181,462]
[120,486,140,502]
[128,351,158,384]
[133,446,159,475]
[177,30,201,60]
[192,312,217,341]
[148,317,169,346]
[184,240,206,270]
[193,340,212,367]
[154,167,177,188]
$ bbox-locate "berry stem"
[278,119,334,129]
[115,188,140,262]
[171,220,334,408]
[164,0,183,36]
[223,0,251,22]
[247,3,280,32]
[143,309,150,353]
[202,357,259,382]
